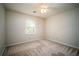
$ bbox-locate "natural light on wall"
[25,20,36,34]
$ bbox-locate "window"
[25,20,36,34]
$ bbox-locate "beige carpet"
[3,40,79,56]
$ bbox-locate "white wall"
[6,10,45,46]
[6,6,79,49]
[46,8,79,48]
[0,4,5,55]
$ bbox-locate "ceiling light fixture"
[41,8,48,14]
[40,5,48,14]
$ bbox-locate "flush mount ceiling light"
[41,8,48,14]
[40,5,48,14]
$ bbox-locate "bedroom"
[0,3,79,56]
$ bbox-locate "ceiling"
[4,3,79,18]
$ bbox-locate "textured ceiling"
[4,3,79,18]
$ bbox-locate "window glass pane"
[25,20,36,34]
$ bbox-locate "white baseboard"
[46,39,79,50]
[7,39,41,47]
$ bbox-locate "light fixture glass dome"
[40,5,48,14]
[41,8,48,13]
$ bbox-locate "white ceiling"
[4,3,79,18]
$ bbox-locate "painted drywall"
[6,10,45,46]
[0,4,5,55]
[46,8,79,48]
